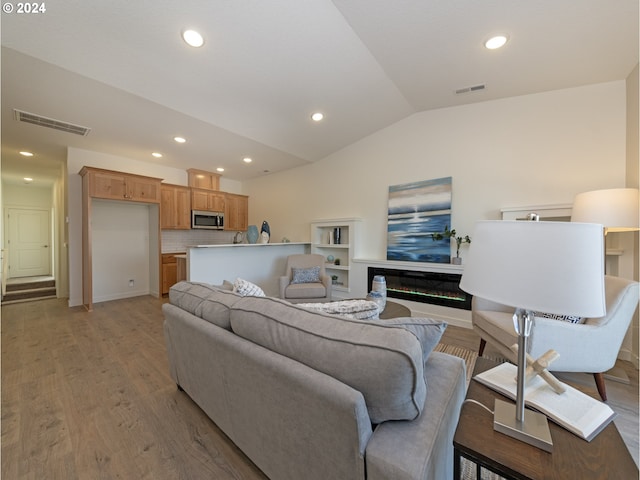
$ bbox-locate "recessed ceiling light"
[174,136,186,143]
[152,152,163,158]
[243,157,253,163]
[484,35,508,50]
[19,151,34,157]
[311,112,324,122]
[216,167,225,172]
[182,29,204,48]
[23,177,33,183]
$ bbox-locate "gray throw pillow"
[291,266,321,284]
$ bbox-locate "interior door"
[7,208,51,278]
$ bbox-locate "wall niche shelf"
[310,218,361,298]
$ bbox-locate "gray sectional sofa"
[162,281,467,480]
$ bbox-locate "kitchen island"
[186,242,310,296]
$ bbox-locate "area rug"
[434,343,478,385]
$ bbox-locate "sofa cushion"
[284,282,326,299]
[169,281,243,330]
[230,296,445,423]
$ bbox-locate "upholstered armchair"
[279,254,332,303]
[472,275,639,401]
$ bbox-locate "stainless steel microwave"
[191,210,224,230]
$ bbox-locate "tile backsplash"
[161,230,240,252]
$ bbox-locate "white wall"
[244,81,627,265]
[67,147,244,306]
[91,199,151,302]
[2,183,53,209]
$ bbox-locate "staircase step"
[6,280,55,292]
[2,287,56,303]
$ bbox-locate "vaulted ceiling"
[2,0,638,185]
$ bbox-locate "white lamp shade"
[460,221,606,317]
[571,188,640,232]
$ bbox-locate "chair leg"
[478,338,486,357]
[593,373,607,401]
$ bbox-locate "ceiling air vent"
[13,109,91,136]
[455,83,486,95]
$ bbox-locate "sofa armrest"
[279,275,290,299]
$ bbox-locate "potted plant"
[431,225,471,264]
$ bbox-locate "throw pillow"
[534,311,585,324]
[233,278,266,297]
[291,266,321,284]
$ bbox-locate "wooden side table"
[453,357,638,480]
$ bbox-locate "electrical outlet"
[129,279,134,287]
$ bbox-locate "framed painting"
[387,177,452,263]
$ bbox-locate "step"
[2,287,57,303]
[6,280,55,292]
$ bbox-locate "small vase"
[247,225,259,244]
[451,257,462,265]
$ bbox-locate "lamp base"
[493,399,553,453]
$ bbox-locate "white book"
[474,362,617,442]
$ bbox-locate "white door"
[7,208,51,278]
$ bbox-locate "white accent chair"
[279,254,332,303]
[472,275,639,401]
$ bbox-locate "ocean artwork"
[387,177,452,263]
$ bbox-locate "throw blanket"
[297,299,381,320]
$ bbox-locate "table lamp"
[460,220,606,451]
[571,188,639,234]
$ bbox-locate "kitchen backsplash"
[161,229,240,252]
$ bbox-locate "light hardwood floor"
[2,296,638,478]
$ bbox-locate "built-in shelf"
[310,218,362,297]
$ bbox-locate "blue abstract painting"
[387,177,452,263]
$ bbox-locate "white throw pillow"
[233,278,266,297]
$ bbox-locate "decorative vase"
[451,257,462,265]
[247,225,259,244]
[261,220,271,243]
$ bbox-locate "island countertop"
[187,242,310,248]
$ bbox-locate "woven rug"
[434,343,478,385]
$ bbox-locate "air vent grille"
[13,109,91,136]
[455,84,486,95]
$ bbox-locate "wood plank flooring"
[2,295,638,478]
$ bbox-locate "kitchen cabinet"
[161,253,185,294]
[161,184,191,229]
[224,193,249,231]
[81,166,161,203]
[191,188,225,212]
[187,168,220,190]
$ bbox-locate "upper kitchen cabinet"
[224,193,249,231]
[187,168,220,191]
[161,184,191,229]
[191,188,225,212]
[80,166,161,203]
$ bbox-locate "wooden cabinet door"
[161,185,191,229]
[162,262,177,294]
[208,192,225,212]
[174,187,191,229]
[187,169,220,190]
[225,193,249,231]
[127,177,160,203]
[191,189,210,210]
[89,171,127,200]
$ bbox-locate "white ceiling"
[1,0,638,186]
